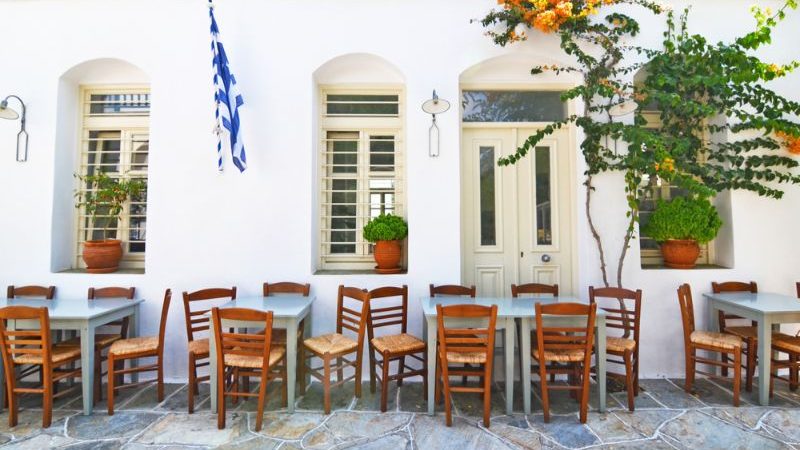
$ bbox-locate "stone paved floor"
[2,377,800,449]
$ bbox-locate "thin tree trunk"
[585,175,610,288]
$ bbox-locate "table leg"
[596,316,607,413]
[504,318,515,414]
[209,318,218,414]
[286,318,298,413]
[521,317,532,414]
[757,315,773,406]
[130,306,140,383]
[425,315,437,416]
[80,323,95,415]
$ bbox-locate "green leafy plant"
[74,172,146,241]
[641,197,722,244]
[362,214,408,243]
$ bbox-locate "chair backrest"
[336,286,370,349]
[211,307,273,371]
[589,286,642,341]
[88,286,136,337]
[367,285,408,339]
[430,284,476,297]
[7,285,55,299]
[263,282,310,297]
[712,281,757,329]
[534,302,596,364]
[0,306,52,370]
[436,304,497,362]
[157,289,172,353]
[182,287,237,342]
[677,283,696,344]
[511,283,559,298]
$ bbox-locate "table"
[421,296,607,415]
[0,297,143,415]
[704,291,800,406]
[208,295,313,414]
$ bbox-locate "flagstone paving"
[1,377,800,449]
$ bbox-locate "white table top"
[420,296,605,318]
[703,292,800,314]
[0,297,143,320]
[217,295,314,318]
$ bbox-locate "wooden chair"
[263,282,310,392]
[678,283,741,406]
[512,283,559,383]
[589,286,642,411]
[182,287,237,413]
[533,302,596,423]
[303,285,368,414]
[435,303,497,427]
[766,282,800,394]
[57,287,135,402]
[6,285,56,299]
[712,281,758,390]
[107,289,171,415]
[0,306,82,427]
[212,307,287,432]
[366,285,426,412]
[430,284,476,385]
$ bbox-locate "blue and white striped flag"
[209,1,247,172]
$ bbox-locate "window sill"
[640,263,731,271]
[314,269,408,276]
[56,268,146,275]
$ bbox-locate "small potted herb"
[641,196,722,269]
[74,172,145,273]
[362,214,408,274]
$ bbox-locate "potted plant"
[642,196,722,269]
[362,213,408,274]
[74,172,145,273]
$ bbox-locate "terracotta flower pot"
[660,239,701,269]
[82,239,123,274]
[374,240,402,274]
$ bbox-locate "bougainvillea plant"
[479,0,800,286]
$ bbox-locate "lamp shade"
[0,105,19,120]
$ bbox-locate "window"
[319,89,404,270]
[462,90,567,122]
[76,87,150,270]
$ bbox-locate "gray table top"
[420,296,606,318]
[703,292,800,314]
[0,298,143,320]
[217,296,314,318]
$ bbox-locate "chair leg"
[684,348,695,393]
[579,360,591,424]
[255,371,268,432]
[791,355,799,391]
[516,320,523,385]
[721,351,730,377]
[435,357,442,405]
[94,350,102,404]
[422,350,428,397]
[323,354,332,414]
[623,350,635,412]
[398,355,406,387]
[42,367,53,428]
[108,354,116,415]
[336,356,344,383]
[157,355,165,402]
[217,369,226,430]
[461,364,469,386]
[369,347,377,394]
[188,356,196,414]
[634,354,640,396]
[7,385,17,428]
[732,349,741,407]
[443,366,453,427]
[232,368,240,405]
[354,351,363,398]
[380,351,390,412]
[299,341,307,395]
[539,360,550,423]
[281,360,288,407]
[482,363,491,428]
[745,339,755,392]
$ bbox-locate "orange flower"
[777,131,800,155]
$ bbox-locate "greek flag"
[209,1,247,172]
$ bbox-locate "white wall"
[0,0,798,381]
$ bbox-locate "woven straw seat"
[690,330,742,350]
[188,338,209,356]
[304,333,357,355]
[371,333,425,354]
[14,345,81,365]
[772,333,800,353]
[109,336,158,356]
[532,347,587,363]
[725,326,758,340]
[445,351,487,364]
[224,346,286,369]
[606,337,636,353]
[56,333,122,349]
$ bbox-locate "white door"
[462,127,573,297]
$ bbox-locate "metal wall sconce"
[0,95,29,162]
[421,90,450,158]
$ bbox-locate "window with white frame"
[75,87,150,269]
[318,89,405,270]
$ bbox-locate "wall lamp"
[0,95,29,162]
[422,90,450,158]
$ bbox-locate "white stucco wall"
[0,0,798,382]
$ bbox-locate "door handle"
[541,254,552,263]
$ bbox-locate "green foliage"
[362,214,408,243]
[74,172,145,241]
[641,197,722,244]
